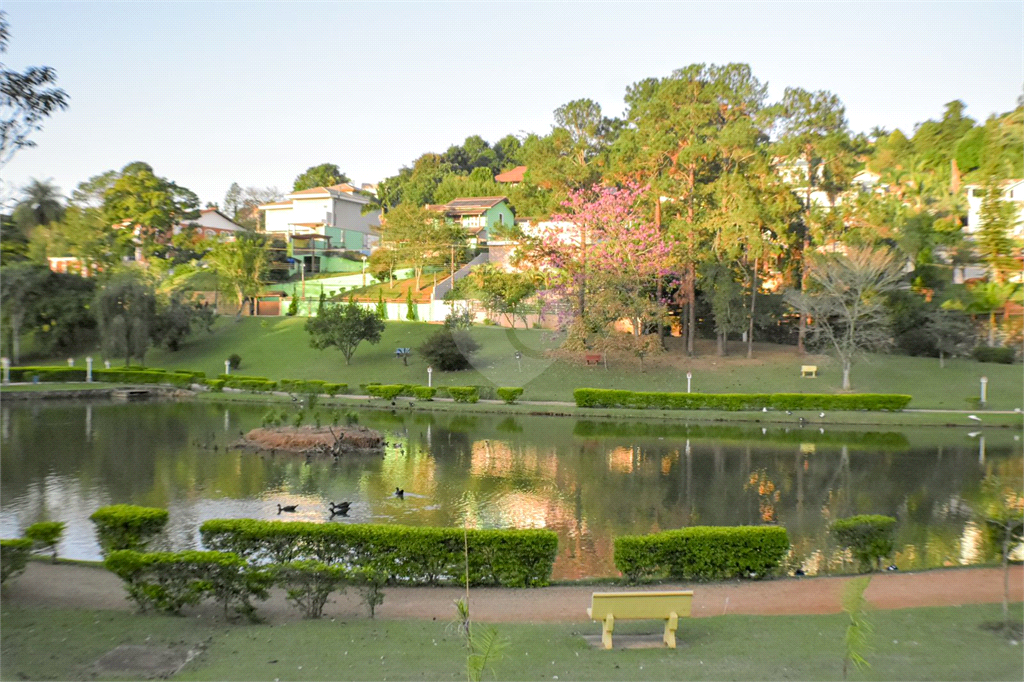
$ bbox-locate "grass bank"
[1,603,1020,681]
[21,316,1024,410]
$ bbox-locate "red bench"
[585,353,603,365]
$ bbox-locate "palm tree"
[13,178,64,230]
[965,281,1023,347]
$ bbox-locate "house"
[850,169,883,192]
[495,166,527,185]
[424,196,514,246]
[964,179,1024,238]
[259,183,381,274]
[174,208,246,239]
[47,256,96,277]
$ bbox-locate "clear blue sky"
[3,1,1022,207]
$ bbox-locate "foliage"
[0,537,33,584]
[841,576,873,679]
[292,163,349,192]
[375,290,387,319]
[405,287,417,321]
[305,299,386,365]
[367,384,406,400]
[496,387,524,404]
[102,162,200,258]
[89,505,169,554]
[448,386,480,403]
[206,233,269,317]
[0,262,49,363]
[412,385,436,400]
[972,346,1016,364]
[273,560,350,619]
[24,521,65,562]
[353,565,388,618]
[468,265,538,329]
[613,526,790,583]
[94,272,157,367]
[443,306,474,330]
[467,624,511,682]
[973,472,1024,627]
[418,329,479,371]
[227,353,241,369]
[287,296,298,316]
[922,308,976,366]
[199,520,558,587]
[377,202,461,289]
[0,11,70,169]
[150,296,215,352]
[830,515,896,572]
[573,388,912,411]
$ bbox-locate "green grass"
[1,604,1020,681]
[23,316,1024,410]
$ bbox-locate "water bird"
[968,431,981,438]
[967,415,982,422]
[794,568,805,576]
[329,502,350,516]
[886,565,898,571]
[291,396,298,402]
[785,410,793,416]
[277,504,297,513]
[394,487,405,499]
[762,407,768,413]
[819,412,825,418]
[819,427,825,434]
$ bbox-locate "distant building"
[424,196,514,247]
[495,166,527,185]
[174,208,247,239]
[964,179,1024,238]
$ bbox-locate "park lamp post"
[980,376,988,407]
[686,372,692,394]
[225,359,231,376]
[427,366,433,388]
[1,357,9,384]
[86,356,93,383]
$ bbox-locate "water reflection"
[1,400,1020,579]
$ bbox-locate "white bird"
[762,407,768,412]
[785,410,793,416]
[819,412,826,418]
[819,427,825,434]
[968,415,982,422]
[968,431,981,438]
[761,427,767,435]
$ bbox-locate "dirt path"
[4,563,1020,623]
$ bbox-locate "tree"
[786,247,906,390]
[293,163,349,192]
[418,328,479,371]
[305,299,385,365]
[150,295,215,352]
[922,308,976,367]
[468,265,537,329]
[102,162,200,258]
[0,11,69,171]
[378,202,452,289]
[0,262,47,363]
[974,175,1017,282]
[206,234,269,318]
[12,178,63,231]
[974,470,1023,630]
[94,272,156,367]
[223,182,243,218]
[961,280,1023,347]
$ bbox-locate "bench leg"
[602,614,614,650]
[663,612,678,649]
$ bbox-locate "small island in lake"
[235,425,385,456]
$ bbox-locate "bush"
[411,386,437,400]
[273,560,351,619]
[228,353,242,370]
[324,383,347,396]
[448,386,480,403]
[419,329,479,371]
[573,388,912,412]
[104,549,270,617]
[1,538,34,584]
[7,366,86,382]
[205,379,226,392]
[367,384,407,400]
[443,307,473,330]
[287,297,298,316]
[89,505,169,554]
[830,515,897,572]
[25,521,65,562]
[973,346,1016,364]
[223,378,277,392]
[613,526,790,584]
[199,520,557,587]
[496,387,524,404]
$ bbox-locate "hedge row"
[448,386,479,403]
[973,346,1016,364]
[366,384,437,401]
[497,387,524,404]
[0,538,34,584]
[830,515,897,572]
[614,526,790,583]
[574,388,912,411]
[8,366,204,387]
[199,519,557,587]
[89,505,170,554]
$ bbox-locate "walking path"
[4,562,1020,624]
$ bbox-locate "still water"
[1,399,1020,579]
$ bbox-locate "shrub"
[367,384,406,400]
[287,297,298,316]
[24,521,65,562]
[831,515,897,572]
[199,520,557,587]
[613,526,790,584]
[419,329,479,371]
[89,505,169,554]
[573,388,912,412]
[973,346,1016,364]
[443,307,473,330]
[496,387,524,404]
[448,386,479,403]
[412,386,437,400]
[1,538,34,584]
[405,289,417,321]
[273,560,351,619]
[353,565,388,618]
[324,383,347,396]
[205,379,226,392]
[228,353,242,370]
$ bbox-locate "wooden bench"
[585,353,603,366]
[587,590,693,650]
[801,365,818,378]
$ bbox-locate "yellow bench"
[587,590,693,650]
[801,365,818,377]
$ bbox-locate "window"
[498,213,504,225]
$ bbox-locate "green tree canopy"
[305,299,385,365]
[293,163,350,191]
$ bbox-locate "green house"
[426,196,514,246]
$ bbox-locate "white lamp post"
[86,356,93,383]
[427,366,433,388]
[686,372,692,394]
[104,360,111,370]
[980,376,988,406]
[225,359,231,376]
[1,357,9,384]
[67,357,75,367]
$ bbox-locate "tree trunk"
[654,198,665,348]
[716,330,726,357]
[842,360,852,390]
[747,257,757,360]
[11,313,21,365]
[686,263,696,356]
[939,350,945,368]
[989,311,996,347]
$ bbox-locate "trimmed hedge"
[367,384,407,400]
[497,387,524,404]
[411,386,437,400]
[89,505,170,554]
[278,379,329,394]
[205,379,226,392]
[574,388,912,411]
[448,386,480,404]
[7,366,204,387]
[104,549,271,616]
[614,526,790,583]
[830,515,897,572]
[324,383,348,396]
[1,538,34,584]
[973,346,1016,364]
[199,519,557,587]
[223,378,277,392]
[25,521,65,562]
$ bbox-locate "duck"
[394,487,405,499]
[277,504,298,513]
[329,501,351,516]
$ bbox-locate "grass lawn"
[24,316,1024,410]
[1,604,1020,681]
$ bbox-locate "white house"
[964,179,1024,237]
[259,183,381,252]
[174,208,246,239]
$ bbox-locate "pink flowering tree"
[530,182,672,351]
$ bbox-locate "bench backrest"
[589,591,693,619]
[801,365,817,371]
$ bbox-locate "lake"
[1,398,1019,579]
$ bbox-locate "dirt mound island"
[237,425,384,455]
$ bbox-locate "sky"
[3,0,1022,208]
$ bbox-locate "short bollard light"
[86,356,93,383]
[686,372,692,394]
[67,357,75,367]
[980,376,988,406]
[1,357,9,384]
[427,365,433,388]
[225,360,231,376]
[104,360,111,370]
